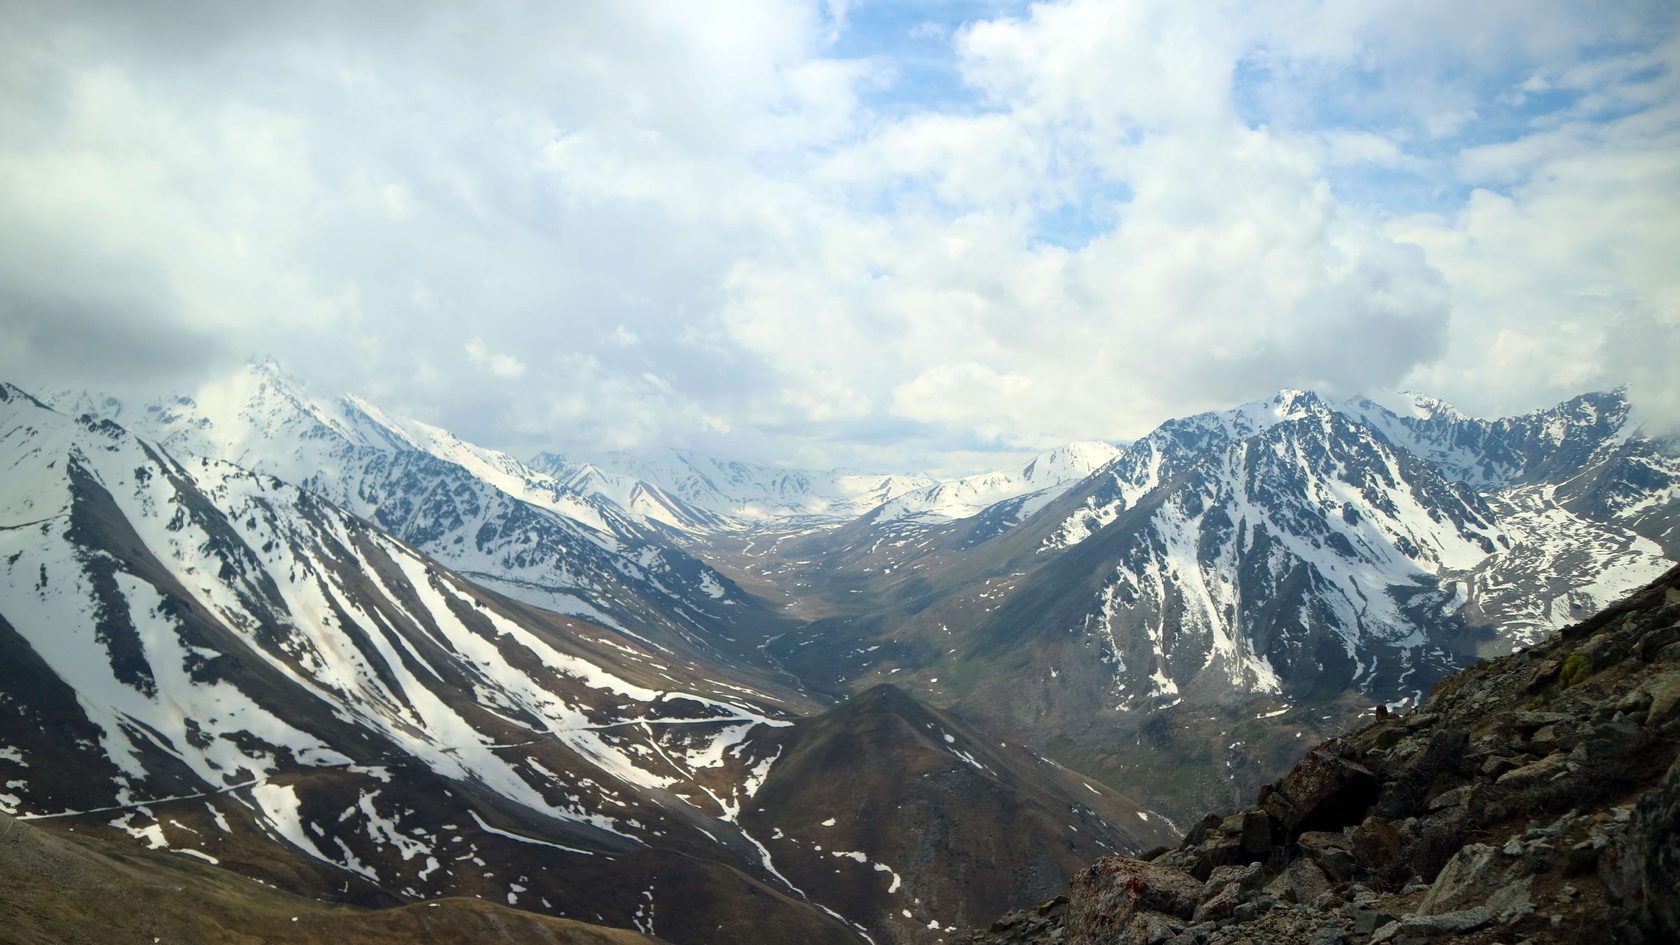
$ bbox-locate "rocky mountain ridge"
[530,441,1130,534]
[957,563,1680,944]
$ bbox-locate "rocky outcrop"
[958,564,1680,945]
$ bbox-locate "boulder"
[1265,856,1331,904]
[1527,722,1577,755]
[1643,674,1680,729]
[1261,750,1379,836]
[1066,856,1203,945]
[1218,809,1273,859]
[1486,875,1534,922]
[1201,862,1264,894]
[1417,843,1509,915]
[1580,719,1641,763]
[1348,815,1409,886]
[1373,728,1468,819]
[1494,751,1570,790]
[1295,831,1356,883]
[1189,882,1239,924]
[1424,785,1471,812]
[1370,906,1493,942]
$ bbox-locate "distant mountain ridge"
[530,443,940,524]
[531,441,1128,533]
[868,441,1126,525]
[530,446,940,531]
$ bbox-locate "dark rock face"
[957,564,1680,945]
[1260,751,1380,837]
[1628,756,1680,939]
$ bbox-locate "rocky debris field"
[958,564,1680,945]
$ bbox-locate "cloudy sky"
[2,1,1677,473]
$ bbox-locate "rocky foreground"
[959,565,1680,945]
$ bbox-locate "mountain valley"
[3,365,1677,944]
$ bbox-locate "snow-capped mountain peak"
[38,363,767,656]
[1019,440,1125,485]
[1028,384,1674,707]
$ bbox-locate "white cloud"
[605,325,642,348]
[1387,99,1680,426]
[723,2,1454,444]
[464,338,526,379]
[0,0,1674,469]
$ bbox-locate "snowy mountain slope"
[531,447,937,530]
[0,379,870,941]
[1051,392,1506,701]
[1038,389,1664,742]
[1359,389,1680,645]
[44,361,786,668]
[543,459,749,535]
[1461,481,1674,646]
[681,390,1678,694]
[791,391,1525,704]
[1008,390,1673,701]
[1550,435,1680,556]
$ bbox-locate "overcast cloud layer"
[2,0,1677,473]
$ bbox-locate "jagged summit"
[1342,388,1467,422]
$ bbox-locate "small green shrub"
[1559,653,1592,689]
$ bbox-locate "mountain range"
[3,360,1678,943]
[0,377,1168,944]
[700,387,1676,818]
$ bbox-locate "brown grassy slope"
[0,812,663,945]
